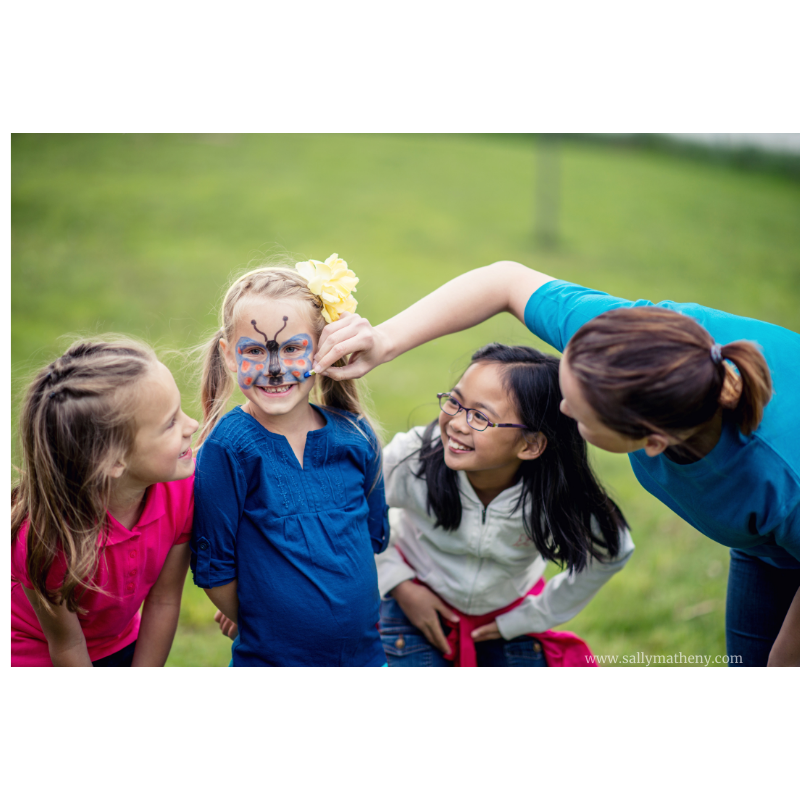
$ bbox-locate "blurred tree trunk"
[534,134,560,248]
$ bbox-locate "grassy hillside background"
[11,133,800,666]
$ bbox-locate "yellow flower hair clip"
[295,254,359,324]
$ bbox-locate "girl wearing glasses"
[376,343,634,666]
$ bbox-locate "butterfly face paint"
[234,316,314,390]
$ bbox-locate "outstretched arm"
[313,261,555,380]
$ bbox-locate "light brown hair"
[11,337,157,612]
[197,264,379,447]
[564,307,773,439]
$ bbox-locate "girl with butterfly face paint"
[219,297,318,428]
[192,263,389,667]
[235,317,314,388]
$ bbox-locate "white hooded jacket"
[376,426,635,640]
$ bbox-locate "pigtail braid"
[197,330,234,447]
[316,361,361,416]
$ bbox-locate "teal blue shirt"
[524,280,800,568]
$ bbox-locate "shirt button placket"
[127,549,138,594]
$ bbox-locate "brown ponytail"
[717,340,773,435]
[565,307,773,439]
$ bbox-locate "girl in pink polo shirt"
[11,338,199,667]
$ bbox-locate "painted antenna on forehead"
[251,316,288,352]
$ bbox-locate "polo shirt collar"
[106,483,168,543]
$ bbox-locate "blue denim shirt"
[191,405,389,666]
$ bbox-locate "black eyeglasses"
[437,393,531,432]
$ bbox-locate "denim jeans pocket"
[503,637,548,667]
[380,598,451,667]
[381,631,449,667]
[379,596,411,630]
[382,630,431,657]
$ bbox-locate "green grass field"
[11,133,800,666]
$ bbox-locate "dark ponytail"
[413,344,626,572]
[565,307,773,439]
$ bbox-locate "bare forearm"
[205,581,239,624]
[49,637,93,667]
[377,261,553,362]
[130,543,189,667]
[131,598,182,667]
[22,586,92,666]
[313,261,555,380]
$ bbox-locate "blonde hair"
[198,263,380,449]
[11,337,157,613]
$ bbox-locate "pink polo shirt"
[11,475,194,667]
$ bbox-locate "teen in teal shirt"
[310,260,800,667]
[524,279,800,568]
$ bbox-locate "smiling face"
[221,297,318,422]
[122,361,199,488]
[439,361,542,484]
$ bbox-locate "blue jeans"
[379,597,548,667]
[92,640,136,667]
[726,549,800,667]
